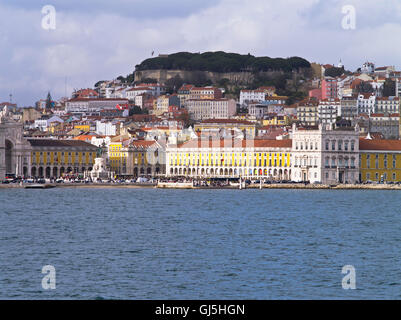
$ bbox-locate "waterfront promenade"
[2,182,401,190]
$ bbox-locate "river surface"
[1,188,401,299]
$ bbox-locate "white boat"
[157,181,194,189]
[25,184,56,189]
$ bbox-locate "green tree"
[129,106,144,116]
[45,92,53,109]
[324,67,344,77]
[165,75,184,93]
[382,79,396,97]
[357,81,374,93]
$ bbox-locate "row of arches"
[169,167,291,180]
[132,167,161,177]
[29,166,92,178]
[27,166,162,178]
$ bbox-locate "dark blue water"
[1,188,401,299]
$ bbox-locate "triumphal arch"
[0,106,32,179]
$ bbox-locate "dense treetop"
[135,51,311,73]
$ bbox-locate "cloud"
[1,0,401,105]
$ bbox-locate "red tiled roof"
[67,98,128,102]
[359,139,401,151]
[198,119,255,125]
[178,139,292,149]
[127,87,152,92]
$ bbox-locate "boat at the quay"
[157,181,194,189]
[24,184,56,189]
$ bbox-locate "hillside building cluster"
[2,60,401,184]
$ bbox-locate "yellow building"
[262,115,289,126]
[108,141,128,175]
[166,138,292,179]
[130,140,164,177]
[74,124,91,132]
[107,139,165,177]
[28,139,97,178]
[359,139,401,182]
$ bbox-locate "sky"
[1,0,401,106]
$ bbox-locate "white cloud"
[1,0,401,105]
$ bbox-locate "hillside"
[135,51,311,73]
[116,51,313,105]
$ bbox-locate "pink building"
[309,88,322,100]
[322,77,338,99]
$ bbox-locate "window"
[351,141,355,151]
[332,141,335,150]
[338,140,343,151]
[393,173,396,180]
[393,155,396,168]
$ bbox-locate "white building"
[291,124,359,184]
[336,75,354,99]
[34,115,64,131]
[396,79,401,97]
[339,97,358,120]
[111,87,130,99]
[375,96,400,114]
[95,121,117,136]
[248,103,269,119]
[126,87,154,101]
[65,98,128,114]
[318,99,341,125]
[361,62,375,74]
[240,90,266,105]
[91,136,112,147]
[357,93,376,115]
[186,99,237,120]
